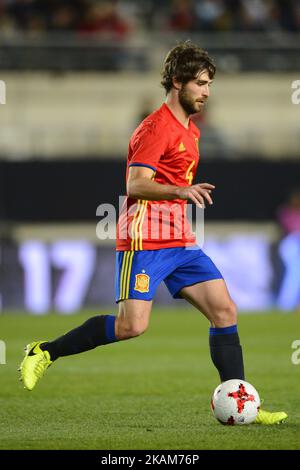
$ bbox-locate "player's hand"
[176,183,215,208]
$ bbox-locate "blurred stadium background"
[0,0,300,315]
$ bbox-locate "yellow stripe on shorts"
[119,251,134,300]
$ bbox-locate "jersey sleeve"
[128,120,168,172]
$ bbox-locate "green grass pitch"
[0,308,299,450]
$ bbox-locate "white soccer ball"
[211,379,260,425]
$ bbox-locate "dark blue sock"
[41,315,118,361]
[209,324,245,381]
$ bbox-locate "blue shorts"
[115,246,223,303]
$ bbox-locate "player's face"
[178,70,212,115]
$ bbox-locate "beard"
[178,86,201,116]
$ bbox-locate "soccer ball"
[211,379,260,425]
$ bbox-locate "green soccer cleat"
[254,408,288,425]
[19,341,52,391]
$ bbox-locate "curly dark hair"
[161,41,216,94]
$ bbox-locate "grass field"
[0,308,299,450]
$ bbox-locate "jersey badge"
[178,142,186,152]
[134,273,150,293]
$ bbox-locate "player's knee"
[117,322,148,340]
[127,323,147,339]
[227,300,238,324]
[213,300,237,327]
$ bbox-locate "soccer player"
[19,42,286,425]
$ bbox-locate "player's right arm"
[127,166,214,207]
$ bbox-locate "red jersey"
[116,103,200,251]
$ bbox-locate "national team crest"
[178,142,186,152]
[134,273,150,293]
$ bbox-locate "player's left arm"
[127,166,179,200]
[127,166,214,207]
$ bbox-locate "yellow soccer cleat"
[19,341,52,391]
[254,408,288,425]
